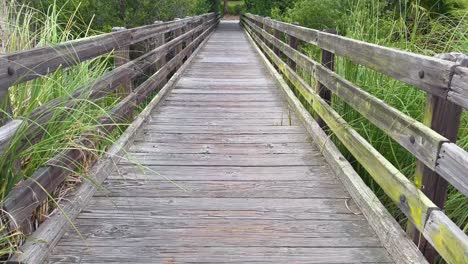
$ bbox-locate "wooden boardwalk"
[46,21,393,263]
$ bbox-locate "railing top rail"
[244,13,468,110]
[0,13,217,93]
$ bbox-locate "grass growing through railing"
[0,1,120,259]
[269,3,468,261]
[287,0,468,236]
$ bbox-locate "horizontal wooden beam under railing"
[244,13,468,110]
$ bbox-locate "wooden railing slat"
[0,14,216,92]
[245,13,468,110]
[422,210,468,264]
[0,119,21,154]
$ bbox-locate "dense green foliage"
[244,0,294,17]
[246,0,468,240]
[222,1,246,16]
[19,0,217,31]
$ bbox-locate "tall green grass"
[0,2,120,257]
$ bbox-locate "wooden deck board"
[46,21,393,263]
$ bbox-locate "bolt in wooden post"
[315,29,337,129]
[288,22,300,71]
[407,53,466,263]
[111,27,133,97]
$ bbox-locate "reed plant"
[0,1,119,258]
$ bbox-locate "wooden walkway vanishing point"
[45,21,392,263]
[3,13,468,264]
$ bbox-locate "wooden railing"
[242,13,467,264]
[0,12,219,241]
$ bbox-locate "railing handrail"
[0,13,217,92]
[242,13,467,264]
[244,13,468,110]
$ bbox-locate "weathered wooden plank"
[422,210,468,264]
[166,93,280,102]
[0,119,22,153]
[245,24,437,231]
[96,180,347,198]
[59,235,381,249]
[136,133,311,144]
[108,165,337,181]
[142,125,303,134]
[158,104,287,112]
[244,13,456,99]
[129,142,314,154]
[244,24,429,263]
[148,118,297,126]
[62,218,374,239]
[86,197,359,214]
[47,246,392,264]
[119,153,325,166]
[162,101,284,107]
[244,16,448,169]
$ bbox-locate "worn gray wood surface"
[46,21,392,264]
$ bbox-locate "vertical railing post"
[407,54,465,263]
[273,27,281,56]
[111,27,133,97]
[263,17,272,49]
[174,18,183,69]
[288,22,300,71]
[315,29,337,129]
[184,16,194,60]
[153,21,166,71]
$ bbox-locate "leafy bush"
[284,0,346,30]
[227,2,246,15]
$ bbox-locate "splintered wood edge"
[242,22,428,264]
[8,25,216,264]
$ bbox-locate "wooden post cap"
[435,52,468,67]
